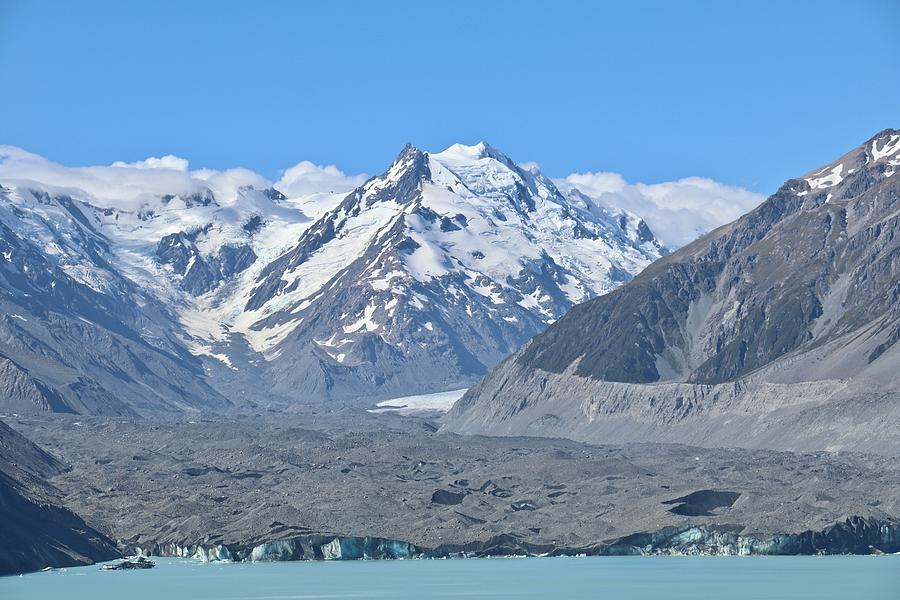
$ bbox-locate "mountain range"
[0,142,664,414]
[444,128,900,456]
[2,131,900,576]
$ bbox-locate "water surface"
[2,555,898,599]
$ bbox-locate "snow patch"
[872,135,900,162]
[806,164,844,190]
[369,388,468,416]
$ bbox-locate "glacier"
[130,517,900,563]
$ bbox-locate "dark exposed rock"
[155,232,194,273]
[217,244,257,278]
[431,489,465,505]
[439,216,461,232]
[183,189,216,207]
[263,188,287,202]
[156,231,256,296]
[242,215,264,235]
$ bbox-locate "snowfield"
[369,388,468,415]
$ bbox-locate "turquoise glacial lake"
[2,555,898,599]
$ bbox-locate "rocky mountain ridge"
[0,186,229,415]
[443,128,900,455]
[237,142,664,402]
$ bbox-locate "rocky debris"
[431,489,465,505]
[0,421,120,575]
[8,411,900,561]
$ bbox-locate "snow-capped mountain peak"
[223,141,665,402]
[0,140,666,409]
[431,140,510,163]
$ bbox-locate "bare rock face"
[444,128,900,455]
[0,421,119,575]
[156,229,256,296]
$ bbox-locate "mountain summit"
[233,142,664,403]
[443,129,900,455]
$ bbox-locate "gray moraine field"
[7,409,900,562]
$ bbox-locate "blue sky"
[1,0,897,194]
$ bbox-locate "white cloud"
[112,155,190,171]
[0,146,367,212]
[0,145,203,210]
[557,172,764,248]
[0,144,759,249]
[275,161,367,197]
[202,167,271,199]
